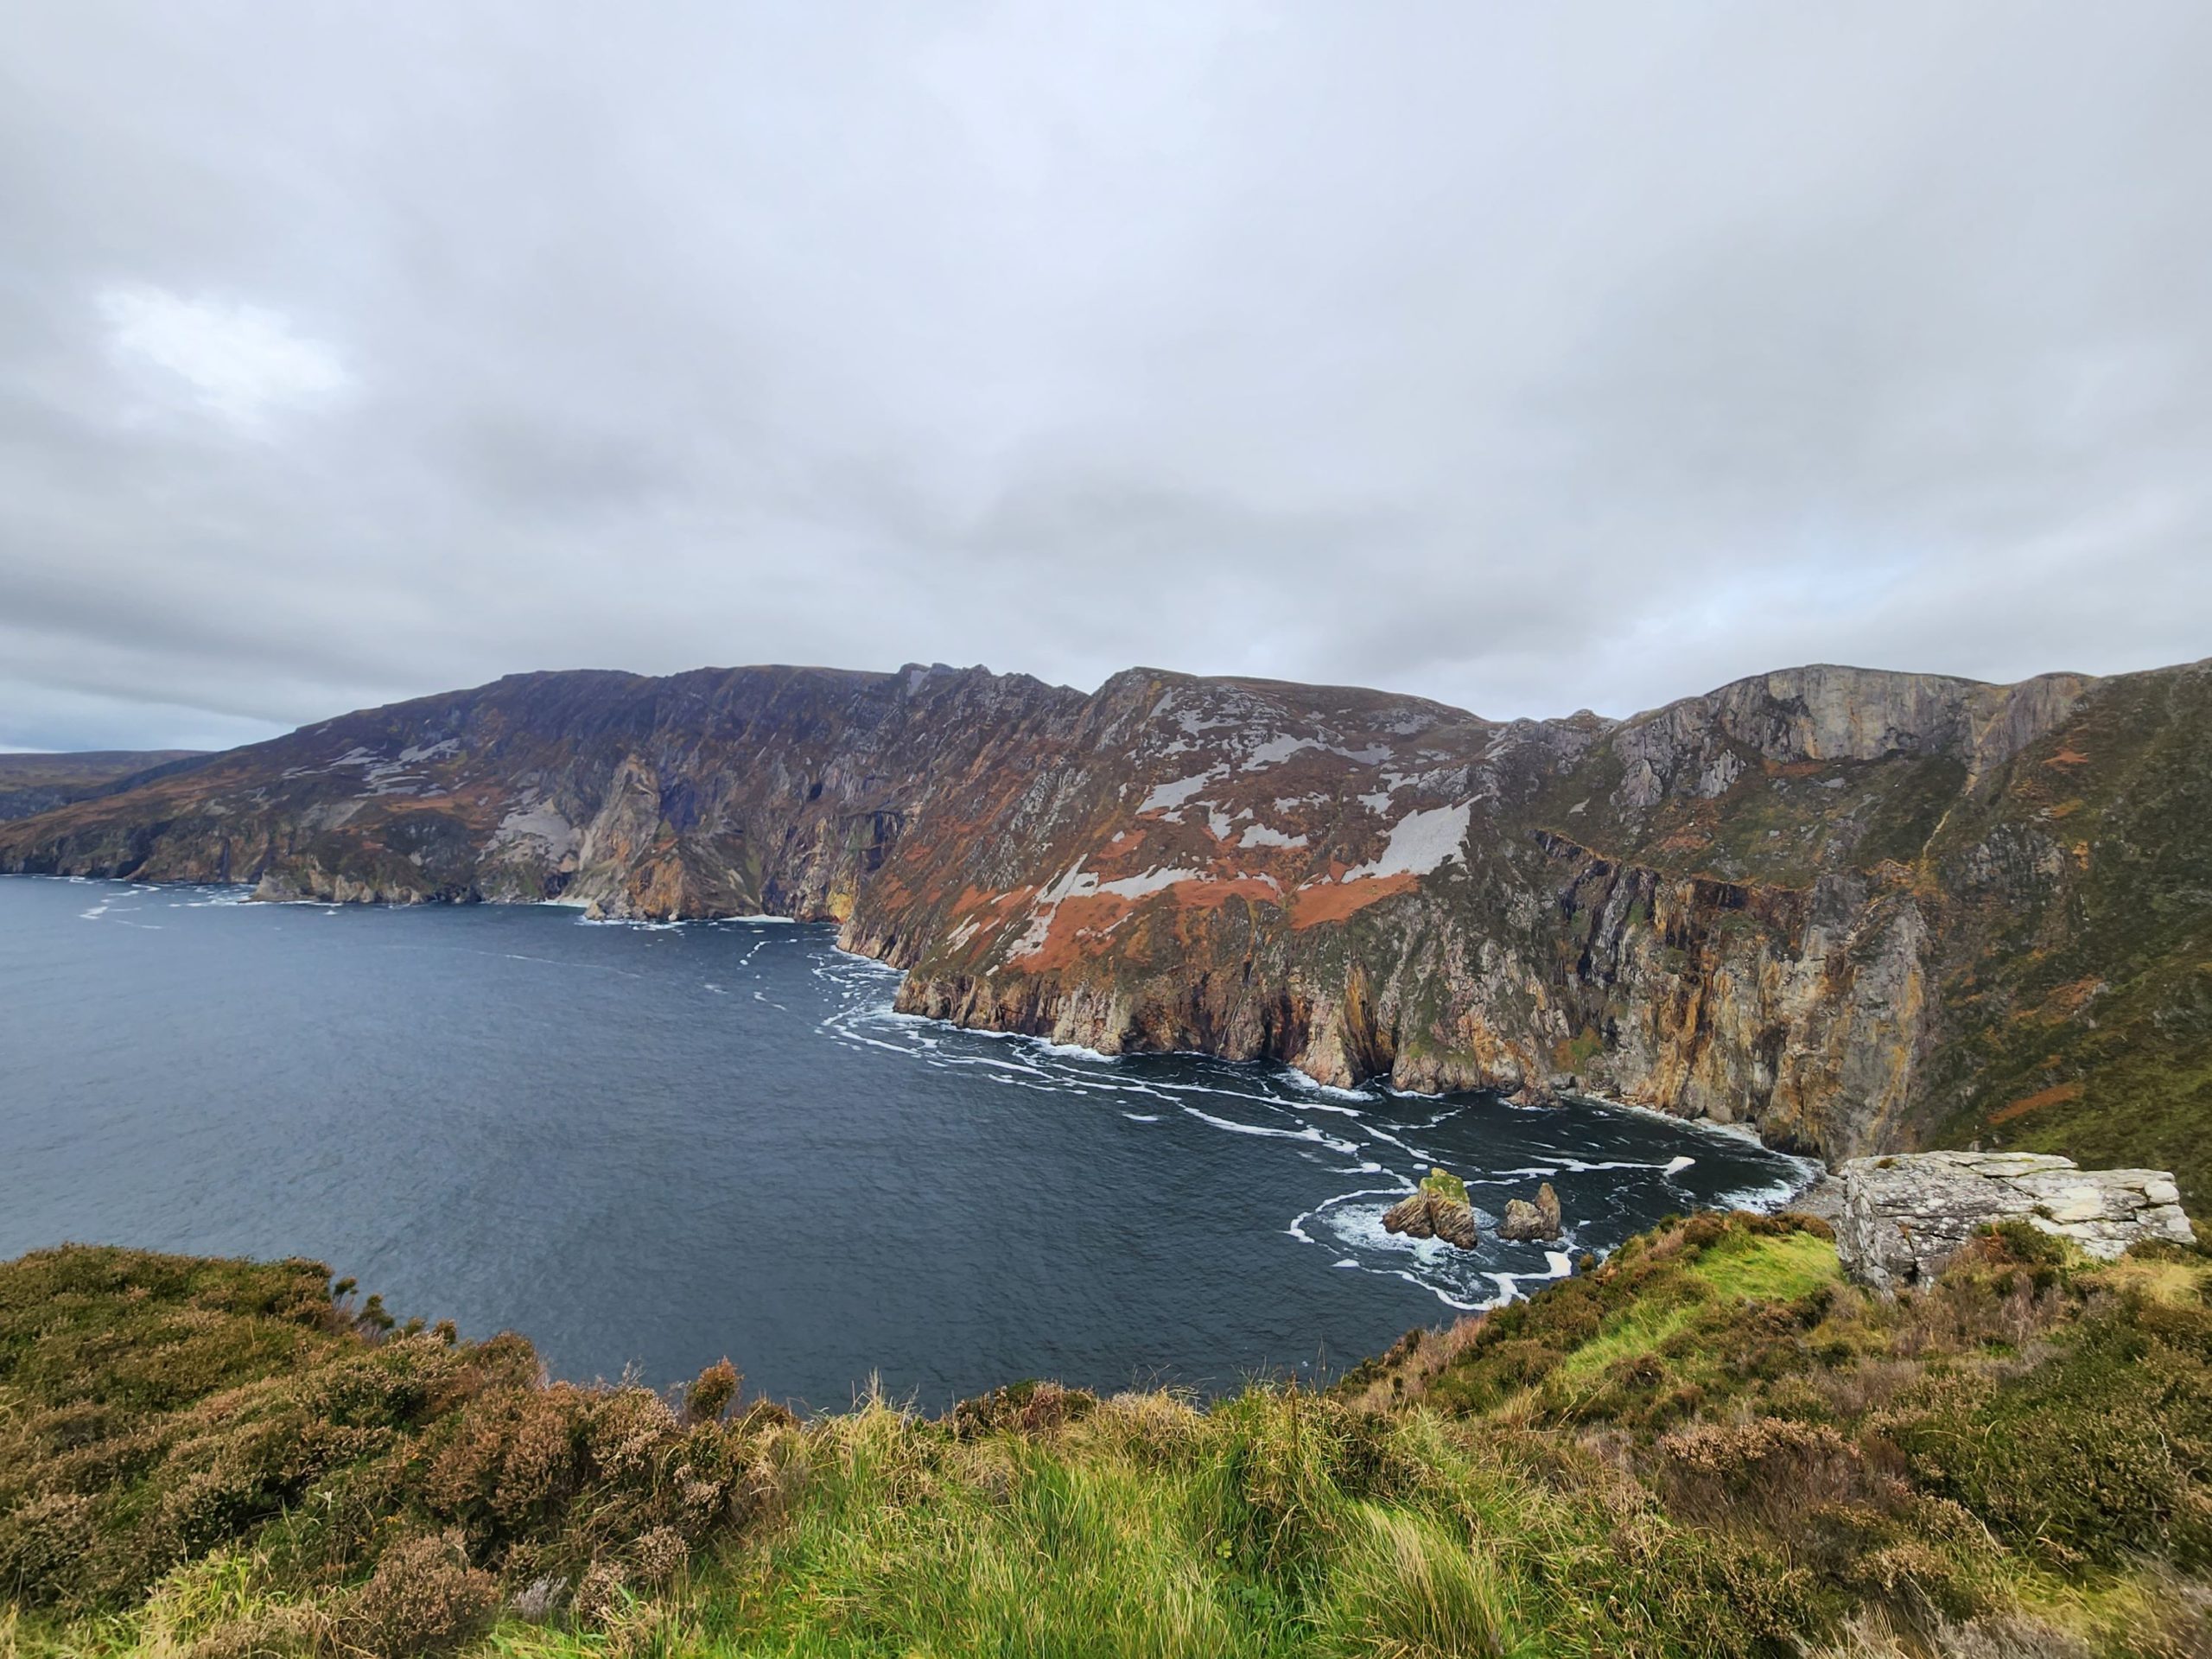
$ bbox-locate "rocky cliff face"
[6,657,2207,1189]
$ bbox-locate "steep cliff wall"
[5,657,2206,1187]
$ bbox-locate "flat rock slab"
[1835,1150,2194,1290]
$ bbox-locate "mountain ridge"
[0,748,207,822]
[5,654,2208,1192]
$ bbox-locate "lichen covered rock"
[1834,1150,2195,1289]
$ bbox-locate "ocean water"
[0,874,1816,1408]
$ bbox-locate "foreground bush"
[3,1214,2208,1657]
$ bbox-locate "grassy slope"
[1920,664,2212,1204]
[5,1218,2210,1659]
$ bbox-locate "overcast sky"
[3,3,2209,752]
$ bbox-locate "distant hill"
[0,750,205,822]
[3,658,2208,1197]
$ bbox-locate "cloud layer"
[3,2,2209,750]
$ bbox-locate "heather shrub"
[683,1358,739,1426]
[1891,1296,2212,1567]
[344,1529,497,1657]
[948,1376,1101,1440]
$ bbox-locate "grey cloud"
[0,0,2208,753]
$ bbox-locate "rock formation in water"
[1499,1182,1564,1243]
[3,656,2209,1191]
[1382,1169,1481,1250]
[1833,1151,2196,1289]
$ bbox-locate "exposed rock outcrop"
[1382,1169,1481,1250]
[1382,1192,1480,1250]
[1499,1182,1564,1243]
[1834,1152,2195,1289]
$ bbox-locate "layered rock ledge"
[1834,1151,2195,1289]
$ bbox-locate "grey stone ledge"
[1834,1150,2196,1291]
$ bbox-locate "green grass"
[5,1217,2210,1658]
[1683,1224,1838,1301]
[1418,1167,1471,1207]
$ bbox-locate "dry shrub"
[508,1573,568,1623]
[1812,1605,2094,1658]
[736,1422,813,1529]
[570,1557,629,1625]
[947,1378,1098,1440]
[419,1384,587,1534]
[1816,1357,1927,1421]
[2129,1573,2212,1659]
[1656,1416,1864,1520]
[344,1530,497,1658]
[683,1359,739,1426]
[0,1490,97,1605]
[628,1524,688,1586]
[584,1388,679,1483]
[1933,1612,2095,1658]
[1599,1507,1818,1652]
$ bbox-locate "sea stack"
[1382,1166,1481,1250]
[1500,1181,1565,1242]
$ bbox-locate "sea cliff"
[5,656,2208,1190]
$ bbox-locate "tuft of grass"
[1310,1504,1520,1658]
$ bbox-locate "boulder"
[1497,1181,1565,1242]
[1834,1151,2195,1290]
[1382,1174,1481,1250]
[1499,1199,1545,1240]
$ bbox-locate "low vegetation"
[4,1214,2209,1657]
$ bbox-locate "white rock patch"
[1238,734,1313,771]
[1343,800,1473,881]
[492,804,580,860]
[1139,769,1224,814]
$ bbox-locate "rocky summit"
[4,656,2209,1192]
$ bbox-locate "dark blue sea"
[0,874,1815,1408]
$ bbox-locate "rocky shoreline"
[7,656,2209,1191]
